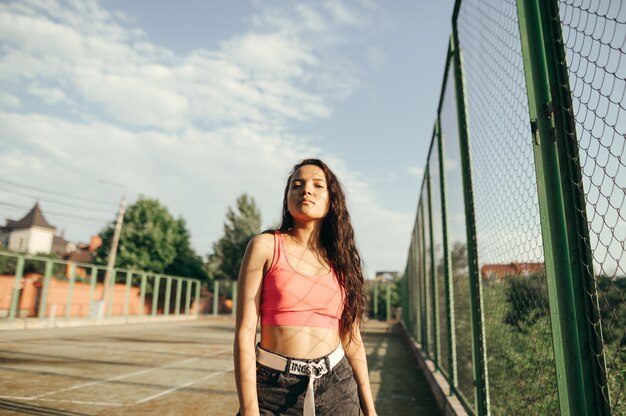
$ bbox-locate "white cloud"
[0,0,412,275]
[0,0,360,131]
[0,92,20,109]
[323,1,364,27]
[408,166,424,178]
[28,84,67,104]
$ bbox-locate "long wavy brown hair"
[274,158,367,344]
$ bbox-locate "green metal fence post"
[427,165,440,368]
[415,221,422,341]
[213,280,219,316]
[373,284,379,319]
[164,277,172,316]
[386,283,391,321]
[194,281,201,317]
[516,0,610,414]
[139,273,147,316]
[88,266,97,317]
[174,279,182,316]
[436,116,458,392]
[406,245,413,335]
[417,207,426,345]
[231,281,237,316]
[402,262,409,325]
[185,280,192,315]
[38,260,53,320]
[65,263,76,319]
[152,275,160,317]
[419,203,429,355]
[409,240,417,337]
[106,269,116,318]
[450,16,490,413]
[123,271,131,318]
[9,256,25,320]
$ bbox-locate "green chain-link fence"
[402,0,624,415]
[558,1,626,413]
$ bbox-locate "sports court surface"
[0,317,439,415]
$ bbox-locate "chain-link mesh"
[456,0,560,414]
[422,181,436,359]
[440,61,475,411]
[417,200,428,349]
[557,0,626,413]
[430,144,451,377]
[412,228,420,339]
[408,231,418,338]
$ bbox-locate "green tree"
[0,251,64,277]
[207,194,261,281]
[95,197,206,281]
[165,218,208,281]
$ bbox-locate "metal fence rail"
[0,250,202,321]
[402,0,625,415]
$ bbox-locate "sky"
[0,0,457,279]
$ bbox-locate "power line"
[0,201,111,225]
[0,178,118,208]
[0,187,116,215]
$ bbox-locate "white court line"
[0,366,234,407]
[29,357,198,399]
[32,398,123,407]
[29,348,230,400]
[1,343,232,406]
[134,366,234,404]
[1,340,228,358]
[0,367,234,407]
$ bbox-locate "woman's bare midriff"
[260,325,341,359]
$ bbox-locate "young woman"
[234,159,377,416]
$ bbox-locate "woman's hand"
[342,329,377,416]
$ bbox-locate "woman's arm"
[233,234,272,416]
[342,328,377,416]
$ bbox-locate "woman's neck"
[288,221,322,248]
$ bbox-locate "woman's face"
[287,164,330,222]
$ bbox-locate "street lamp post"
[97,180,126,319]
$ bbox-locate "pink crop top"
[260,232,344,329]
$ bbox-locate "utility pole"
[98,194,126,318]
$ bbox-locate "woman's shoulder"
[245,233,277,273]
[246,232,276,256]
[250,232,274,244]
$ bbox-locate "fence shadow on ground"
[0,398,90,416]
[364,320,441,415]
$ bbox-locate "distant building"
[374,271,399,282]
[480,262,544,282]
[63,238,101,278]
[52,233,75,256]
[0,202,56,254]
[0,203,101,264]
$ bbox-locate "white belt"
[256,343,345,416]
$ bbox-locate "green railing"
[209,279,238,316]
[368,281,397,321]
[0,250,203,321]
[402,0,625,415]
